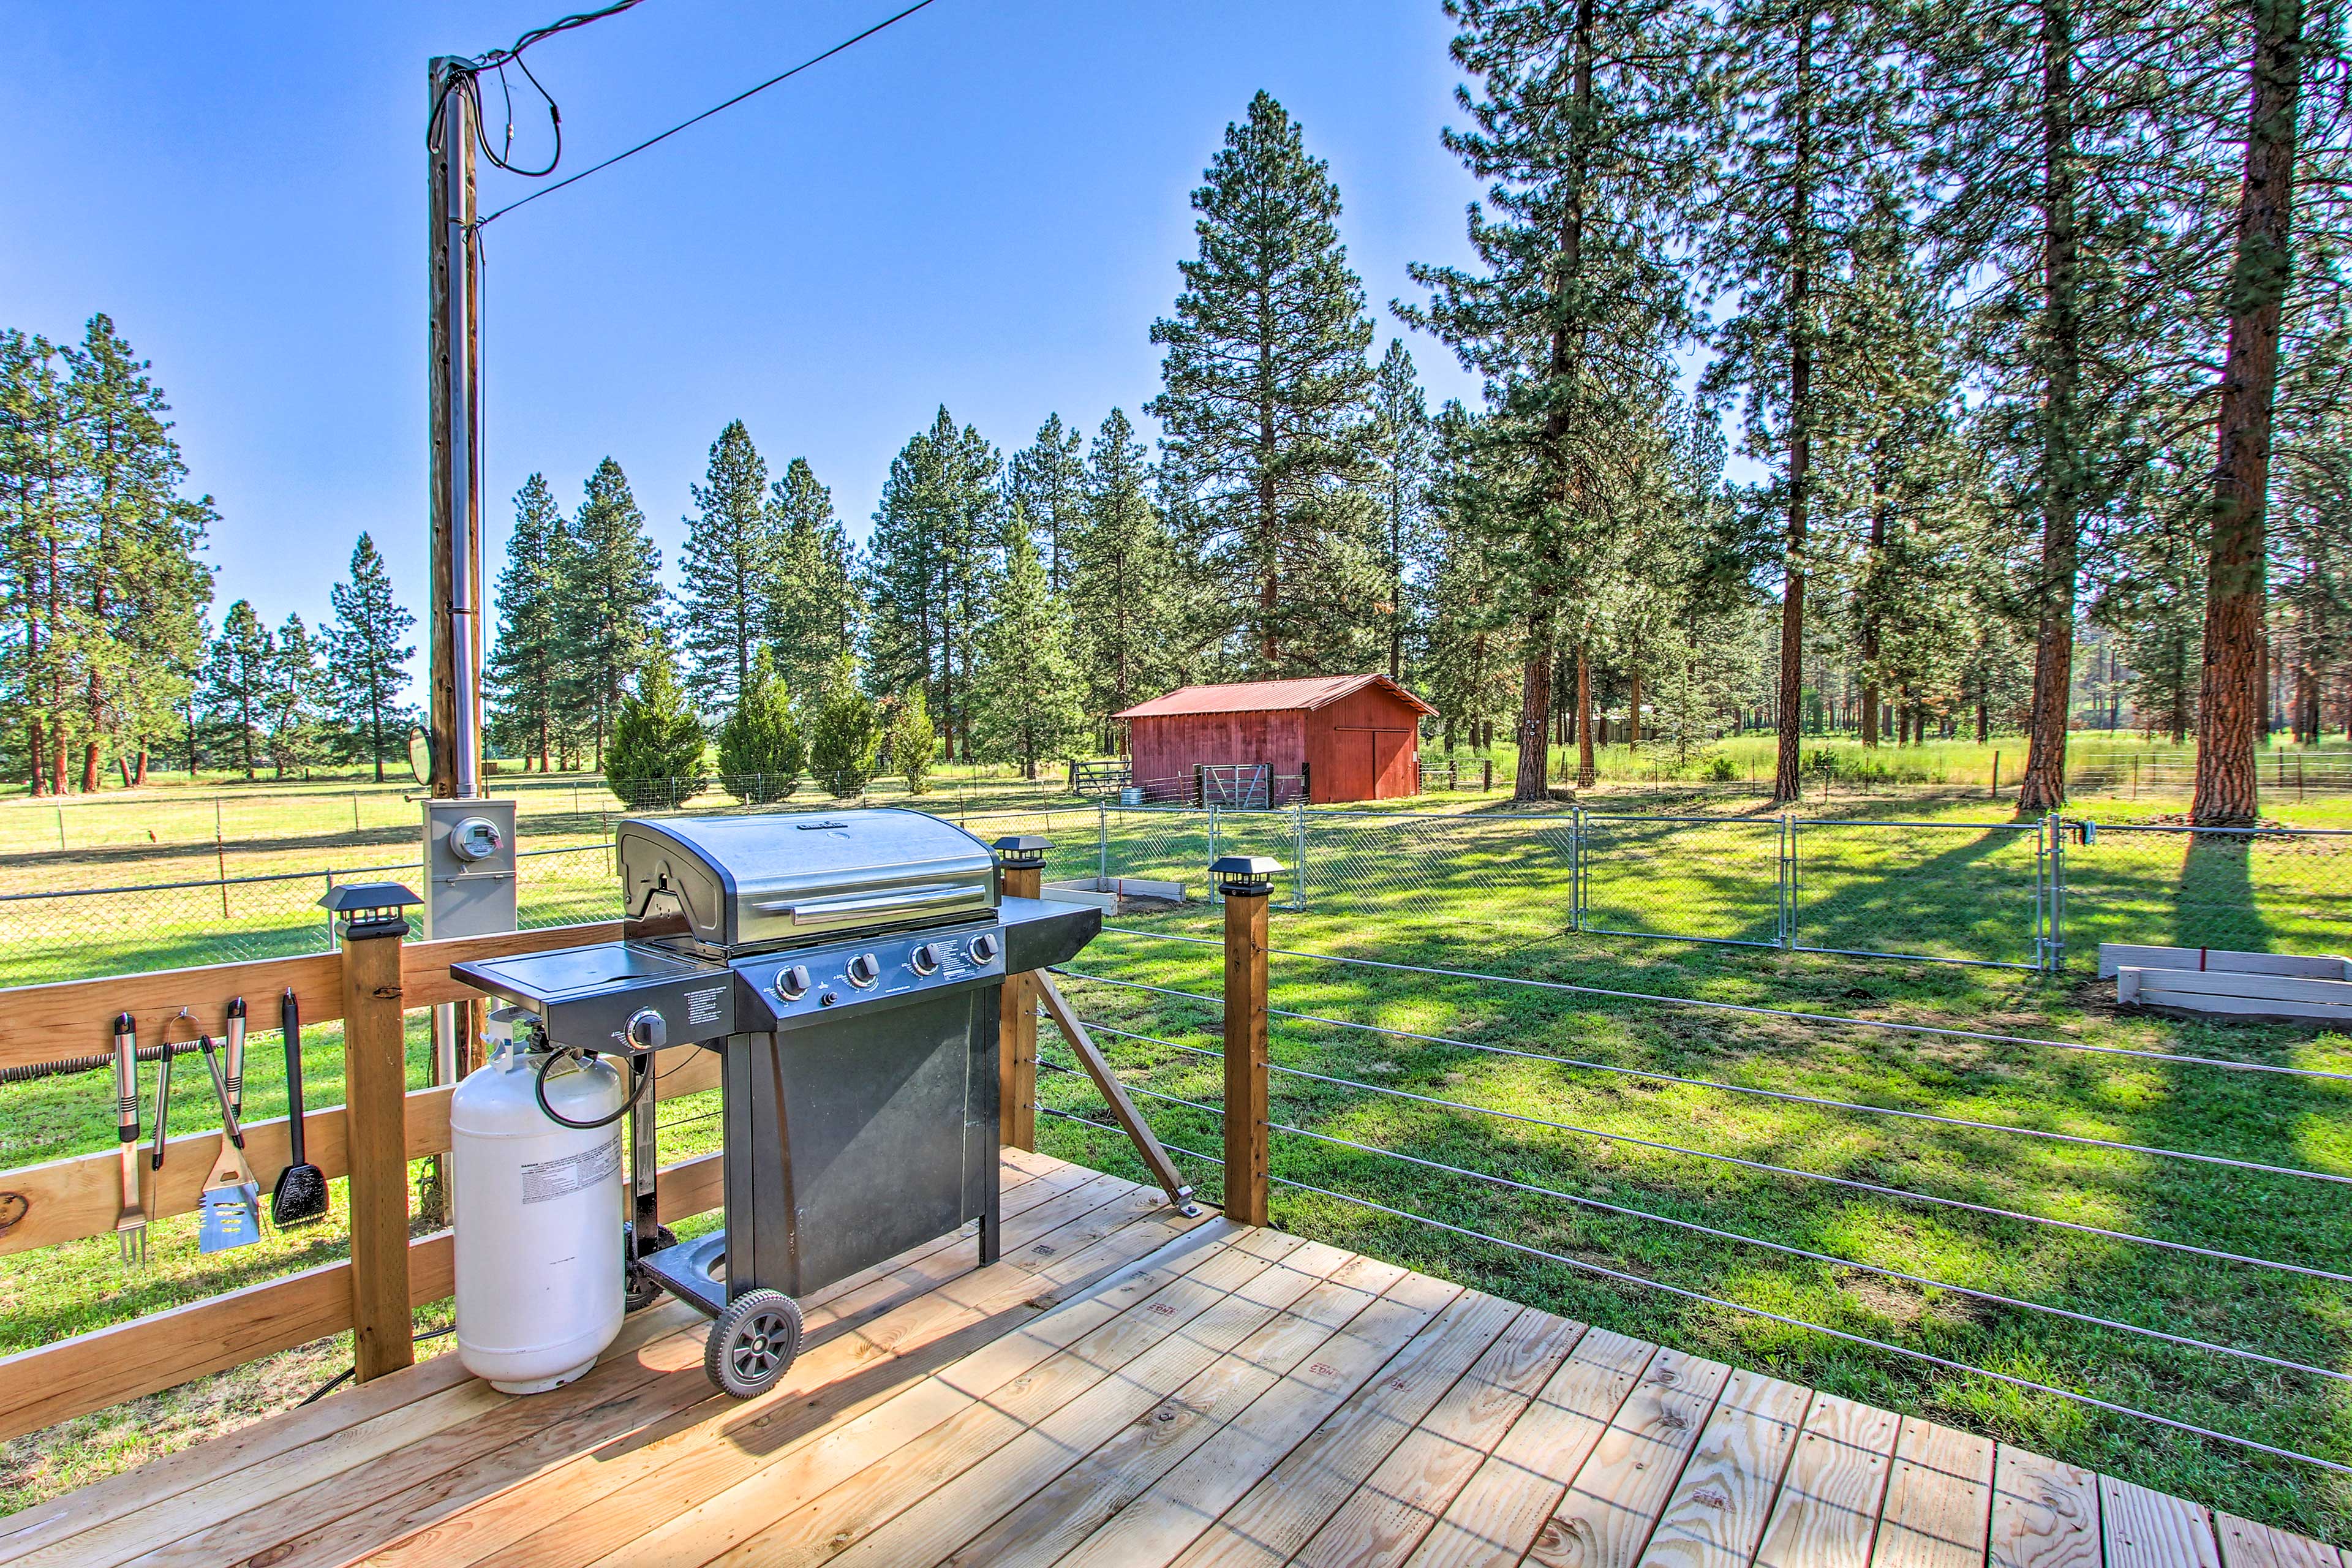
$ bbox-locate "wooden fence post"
[327,880,423,1383]
[1213,854,1278,1227]
[993,836,1047,1152]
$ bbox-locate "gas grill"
[451,808,1099,1397]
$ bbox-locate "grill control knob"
[845,952,881,989]
[968,933,1000,965]
[623,1008,667,1051]
[775,965,812,1001]
[909,943,941,976]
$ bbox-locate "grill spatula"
[270,989,327,1227]
[197,1035,263,1252]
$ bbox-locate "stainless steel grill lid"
[618,809,998,956]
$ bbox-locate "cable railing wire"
[1260,1159,2352,1479]
[1049,975,2352,1283]
[1035,1055,1223,1117]
[1059,964,2352,1187]
[1094,929,2352,1085]
[1035,1104,1223,1167]
[1266,1120,2350,1385]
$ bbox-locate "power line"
[477,0,948,227]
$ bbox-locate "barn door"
[1369,728,1412,797]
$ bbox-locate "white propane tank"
[451,1009,627,1394]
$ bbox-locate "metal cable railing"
[1096,927,2352,1085]
[1034,922,2352,1482]
[1060,963,2352,1186]
[1056,967,2352,1283]
[1257,1161,2352,1479]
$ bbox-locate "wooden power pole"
[428,58,483,802]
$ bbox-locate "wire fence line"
[10,799,2351,986]
[1033,925,2352,1498]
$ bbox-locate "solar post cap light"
[1211,856,1284,897]
[992,835,1050,870]
[320,882,424,937]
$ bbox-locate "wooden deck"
[2,1150,2337,1568]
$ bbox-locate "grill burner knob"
[775,965,812,1001]
[909,943,941,976]
[624,1008,667,1050]
[845,952,881,989]
[968,933,1000,965]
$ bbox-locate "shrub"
[807,660,881,799]
[1702,755,1740,781]
[605,647,707,809]
[715,647,805,804]
[891,690,937,796]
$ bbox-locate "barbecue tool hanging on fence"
[111,1013,146,1269]
[149,1032,173,1186]
[197,1035,263,1251]
[224,995,247,1118]
[271,989,328,1227]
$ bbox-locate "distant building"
[1114,674,1436,804]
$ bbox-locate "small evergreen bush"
[605,647,707,809]
[807,659,881,798]
[715,647,805,804]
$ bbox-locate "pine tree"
[888,688,937,794]
[1,330,80,793]
[1698,0,1919,799]
[1068,409,1180,744]
[862,409,1003,756]
[1009,415,1087,594]
[1368,341,1436,684]
[1150,91,1379,674]
[1916,0,2220,807]
[765,457,859,698]
[559,458,665,766]
[487,475,567,769]
[679,420,782,713]
[263,612,325,779]
[325,532,415,780]
[972,528,1087,779]
[1404,0,1702,799]
[605,641,706,808]
[715,644,805,802]
[806,657,881,797]
[69,316,214,791]
[200,600,273,780]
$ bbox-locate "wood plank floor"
[4,1150,2339,1568]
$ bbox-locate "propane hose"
[532,1045,652,1131]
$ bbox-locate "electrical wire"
[478,0,947,226]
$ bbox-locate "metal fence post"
[1098,799,1109,891]
[1291,799,1307,911]
[1570,807,1586,933]
[2046,812,2068,973]
[1778,816,1796,950]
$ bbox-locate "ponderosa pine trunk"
[1577,647,1596,786]
[2018,0,2084,813]
[1515,0,1596,804]
[2193,0,2302,824]
[1773,9,1817,806]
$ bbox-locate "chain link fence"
[11,801,2351,986]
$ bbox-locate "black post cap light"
[992,834,1050,869]
[1210,855,1283,898]
[320,881,423,939]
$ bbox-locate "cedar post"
[992,835,1048,1152]
[1213,854,1278,1227]
[323,881,423,1382]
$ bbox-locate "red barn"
[1114,674,1436,804]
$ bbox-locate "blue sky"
[4,1,1506,688]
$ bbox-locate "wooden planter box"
[2103,942,2352,1022]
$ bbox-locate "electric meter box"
[423,797,519,940]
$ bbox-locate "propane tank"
[451,1007,627,1394]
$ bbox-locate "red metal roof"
[1114,674,1438,720]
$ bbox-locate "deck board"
[23,1150,2342,1568]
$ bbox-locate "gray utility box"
[422,797,518,940]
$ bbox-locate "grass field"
[5,752,2352,1534]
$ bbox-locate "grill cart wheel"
[706,1289,802,1398]
[624,1225,679,1313]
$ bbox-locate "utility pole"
[428,58,483,801]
